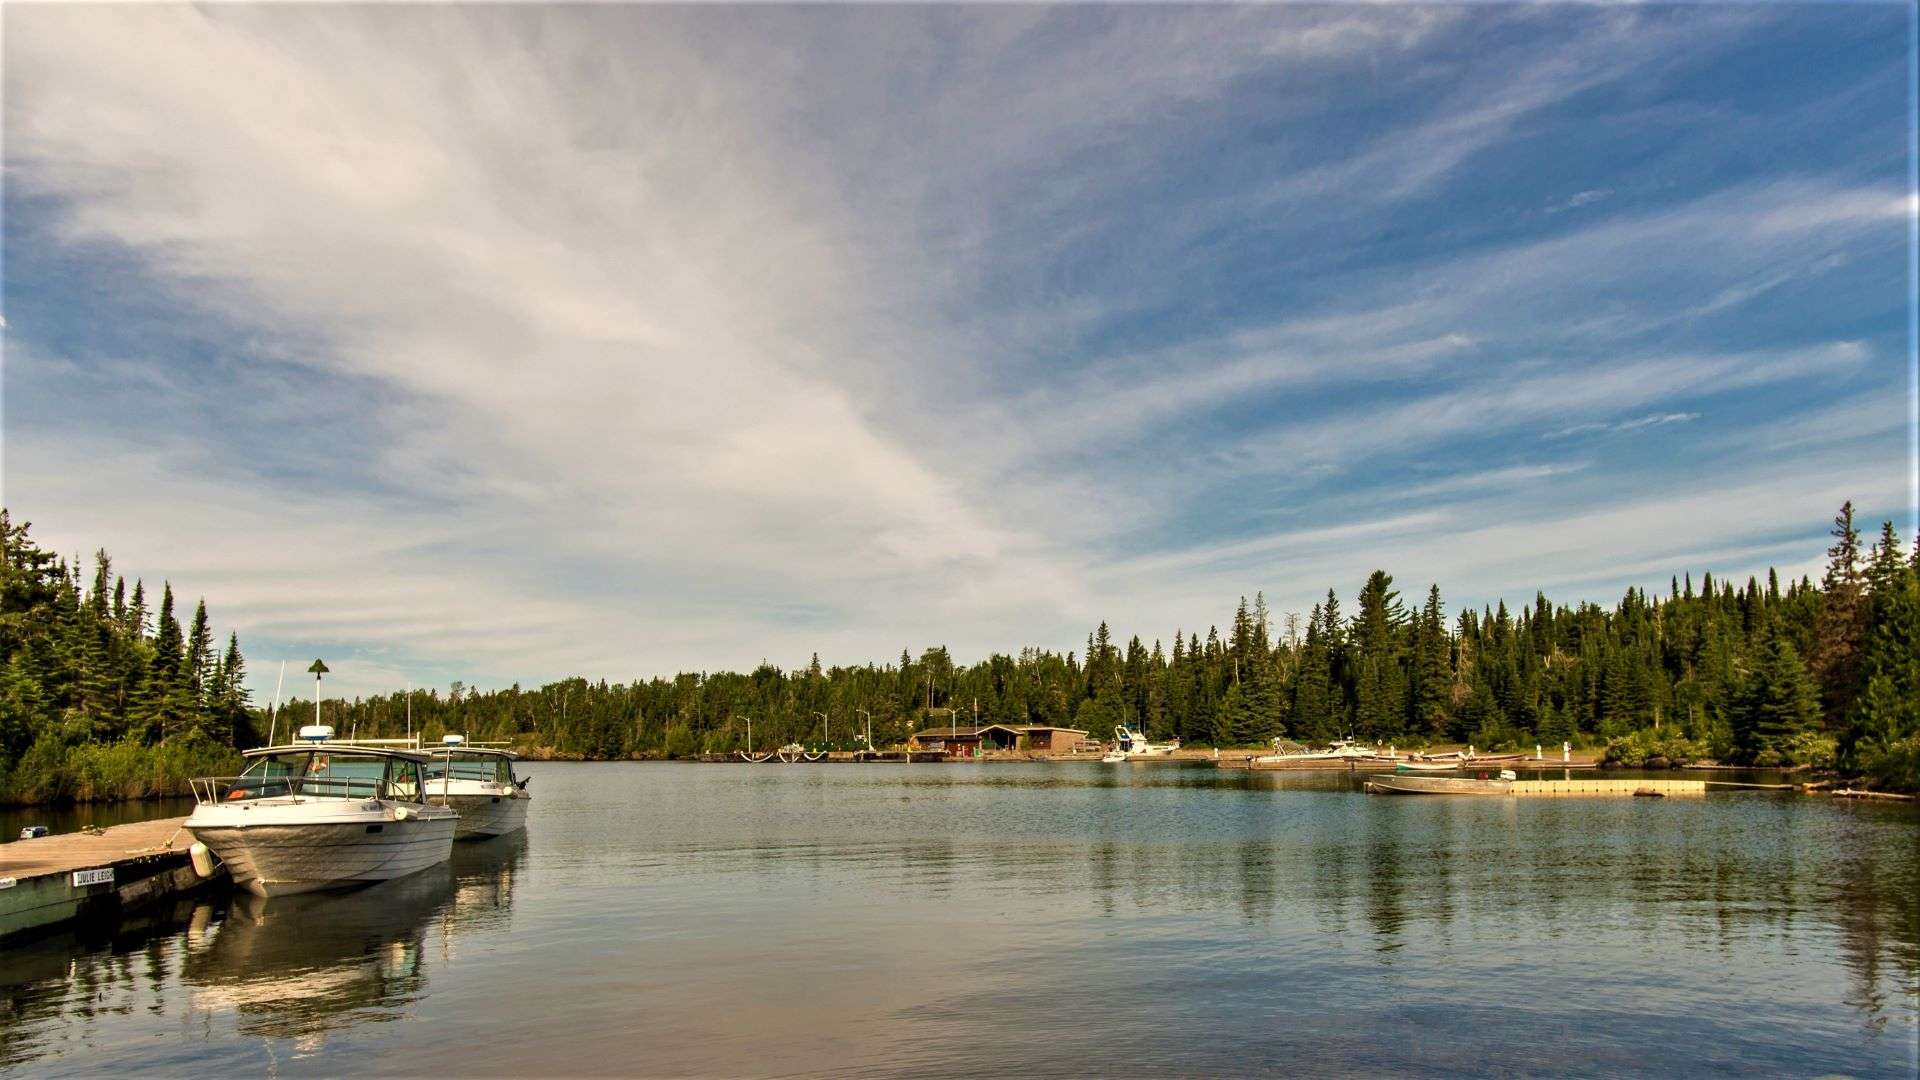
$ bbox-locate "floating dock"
[1367,776,1708,797]
[0,817,226,942]
[1510,778,1705,796]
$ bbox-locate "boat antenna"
[406,680,413,741]
[268,660,287,745]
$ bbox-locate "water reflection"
[188,871,448,1042]
[0,833,526,1072]
[4,765,1916,1078]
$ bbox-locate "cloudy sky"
[5,5,1915,698]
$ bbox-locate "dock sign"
[71,867,114,887]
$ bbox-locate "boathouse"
[1016,726,1091,753]
[908,725,1024,757]
[906,724,1092,756]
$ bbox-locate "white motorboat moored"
[424,736,531,839]
[1103,725,1180,761]
[186,726,458,896]
[1248,737,1380,766]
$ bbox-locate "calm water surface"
[3,762,1915,1077]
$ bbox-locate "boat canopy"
[243,743,432,763]
[425,745,519,760]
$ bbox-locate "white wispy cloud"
[3,5,1908,696]
[1546,188,1616,214]
[1545,412,1700,440]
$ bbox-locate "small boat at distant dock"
[1366,772,1518,796]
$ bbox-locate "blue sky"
[4,5,1915,698]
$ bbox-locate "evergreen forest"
[3,502,1916,804]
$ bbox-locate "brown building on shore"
[1018,726,1092,753]
[906,725,1091,757]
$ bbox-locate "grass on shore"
[0,735,244,807]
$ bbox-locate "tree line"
[3,500,1915,803]
[1,511,253,802]
[290,501,1918,788]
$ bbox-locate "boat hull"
[190,816,457,896]
[441,791,529,839]
[1366,775,1513,796]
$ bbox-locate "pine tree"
[1411,584,1452,736]
[1865,522,1906,598]
[1840,533,1920,786]
[185,600,214,706]
[1810,501,1867,726]
[88,550,112,623]
[125,579,149,639]
[141,584,185,741]
[1731,626,1821,764]
[1291,607,1334,744]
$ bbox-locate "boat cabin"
[424,737,522,786]
[208,742,433,804]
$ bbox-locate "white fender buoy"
[189,841,215,878]
[393,805,413,822]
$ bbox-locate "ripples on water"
[2,763,1915,1077]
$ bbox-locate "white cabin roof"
[426,746,520,760]
[243,743,432,763]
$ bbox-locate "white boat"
[424,736,531,840]
[1392,759,1463,772]
[1248,738,1380,766]
[186,726,458,896]
[1103,725,1180,761]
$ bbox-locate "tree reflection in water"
[1,766,1913,1077]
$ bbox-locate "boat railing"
[191,774,391,805]
[326,736,423,751]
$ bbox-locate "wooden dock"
[0,817,225,942]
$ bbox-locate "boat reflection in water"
[179,832,526,1049]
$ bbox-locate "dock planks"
[1,817,218,942]
[3,816,192,878]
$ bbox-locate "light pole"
[743,715,753,755]
[855,709,873,752]
[307,659,329,731]
[813,711,828,747]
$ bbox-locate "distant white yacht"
[1102,725,1180,761]
[1248,738,1379,766]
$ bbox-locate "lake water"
[3,762,1916,1077]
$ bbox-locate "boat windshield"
[425,755,506,783]
[220,750,423,801]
